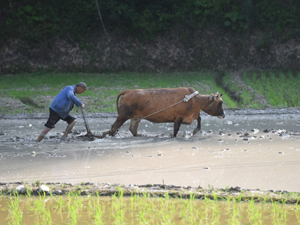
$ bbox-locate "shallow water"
[1,195,300,225]
[1,114,300,192]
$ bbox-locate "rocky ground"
[1,181,299,203]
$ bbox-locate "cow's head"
[203,92,225,119]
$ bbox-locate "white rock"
[280,132,290,138]
[16,185,27,194]
[251,129,259,134]
[39,185,50,193]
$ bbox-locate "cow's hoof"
[193,128,201,136]
[103,130,115,137]
[110,130,118,136]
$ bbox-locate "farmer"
[36,82,87,142]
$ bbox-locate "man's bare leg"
[61,120,77,140]
[37,127,52,142]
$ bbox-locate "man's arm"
[67,89,83,107]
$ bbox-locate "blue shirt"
[50,85,83,119]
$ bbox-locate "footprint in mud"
[219,131,225,135]
[44,152,57,157]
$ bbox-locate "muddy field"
[1,108,300,194]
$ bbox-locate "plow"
[79,108,110,140]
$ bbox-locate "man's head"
[75,82,87,94]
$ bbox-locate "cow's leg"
[173,117,183,137]
[129,119,140,136]
[109,117,128,136]
[193,115,201,135]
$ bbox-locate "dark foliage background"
[1,0,299,45]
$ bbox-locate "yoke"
[183,91,198,102]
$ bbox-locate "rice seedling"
[242,71,300,108]
[7,195,23,225]
[32,194,52,225]
[247,198,263,225]
[1,188,300,224]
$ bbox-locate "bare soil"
[1,29,300,73]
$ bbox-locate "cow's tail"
[116,90,129,113]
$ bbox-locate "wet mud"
[1,110,300,193]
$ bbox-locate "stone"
[39,184,50,194]
[52,190,62,195]
[15,185,27,194]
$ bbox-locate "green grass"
[0,72,237,114]
[222,71,300,108]
[242,71,300,108]
[1,192,300,224]
[1,71,300,114]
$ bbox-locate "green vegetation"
[0,72,236,114]
[222,71,300,109]
[0,71,299,114]
[1,0,300,46]
[1,191,300,224]
[242,71,300,108]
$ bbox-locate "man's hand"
[81,102,86,108]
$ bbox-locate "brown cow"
[107,87,225,137]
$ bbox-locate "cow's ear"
[220,93,223,97]
[209,94,214,101]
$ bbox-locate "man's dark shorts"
[45,108,76,129]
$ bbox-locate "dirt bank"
[1,182,299,204]
[1,29,300,73]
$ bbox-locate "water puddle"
[0,114,300,191]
